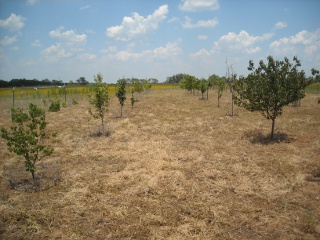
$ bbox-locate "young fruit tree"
[198,78,208,99]
[215,78,225,108]
[115,78,127,117]
[0,103,54,179]
[88,73,110,135]
[225,59,237,116]
[234,55,307,139]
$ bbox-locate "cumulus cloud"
[78,53,96,61]
[49,26,87,44]
[80,5,90,10]
[270,29,320,56]
[26,0,39,5]
[31,39,42,47]
[274,21,288,29]
[191,30,273,60]
[0,13,26,32]
[41,44,72,62]
[182,17,218,29]
[100,46,118,53]
[0,36,17,45]
[106,5,168,41]
[179,0,220,11]
[42,27,88,62]
[198,35,208,40]
[214,30,273,54]
[110,41,181,61]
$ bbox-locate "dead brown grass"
[0,89,320,239]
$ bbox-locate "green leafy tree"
[235,56,307,139]
[116,79,127,117]
[88,73,110,134]
[133,79,143,95]
[311,68,320,94]
[198,78,208,99]
[216,79,225,107]
[1,104,54,179]
[181,74,196,93]
[130,89,135,109]
[77,77,89,85]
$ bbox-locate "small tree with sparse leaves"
[1,103,54,179]
[116,79,127,117]
[88,73,110,135]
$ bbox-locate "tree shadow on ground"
[3,157,61,192]
[243,129,295,145]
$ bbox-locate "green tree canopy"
[235,55,307,139]
[88,73,110,135]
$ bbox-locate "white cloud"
[41,44,72,62]
[31,39,42,47]
[182,17,218,29]
[11,46,19,51]
[198,35,208,40]
[80,5,90,10]
[26,0,39,5]
[0,36,17,45]
[189,48,212,58]
[106,4,169,41]
[78,53,96,61]
[179,0,220,11]
[270,29,320,56]
[49,27,87,44]
[42,27,88,62]
[111,41,181,62]
[0,13,26,32]
[100,46,117,53]
[274,21,287,29]
[214,30,273,54]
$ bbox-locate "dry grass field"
[0,88,319,239]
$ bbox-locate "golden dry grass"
[0,89,319,239]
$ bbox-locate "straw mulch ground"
[0,89,319,239]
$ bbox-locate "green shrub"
[62,102,67,108]
[49,100,60,112]
[1,103,54,179]
[72,98,78,105]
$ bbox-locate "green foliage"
[198,78,208,99]
[62,102,67,108]
[116,79,127,117]
[235,55,307,139]
[0,103,53,179]
[132,79,143,95]
[72,98,78,105]
[48,100,60,112]
[88,73,110,134]
[130,89,135,109]
[180,74,196,93]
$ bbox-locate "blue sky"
[0,0,319,83]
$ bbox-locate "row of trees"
[0,77,91,88]
[180,56,319,140]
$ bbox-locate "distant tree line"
[0,77,91,88]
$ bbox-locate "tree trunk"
[270,118,275,140]
[231,93,234,116]
[207,89,209,100]
[120,105,123,118]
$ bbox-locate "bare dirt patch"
[1,89,319,239]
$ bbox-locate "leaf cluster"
[88,73,110,120]
[1,103,53,178]
[235,56,307,120]
[116,79,127,107]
